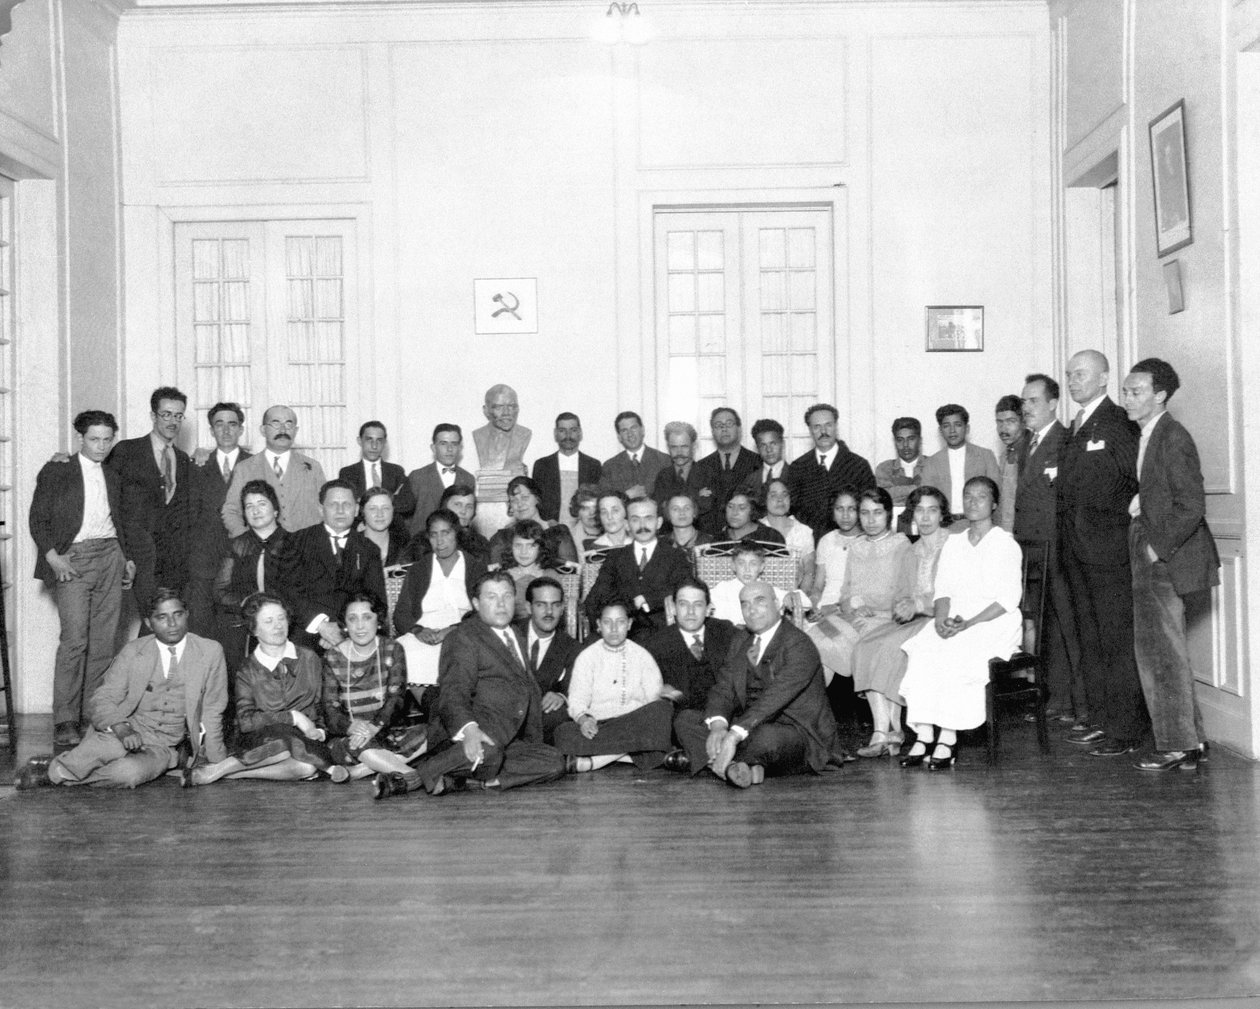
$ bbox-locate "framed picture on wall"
[1149,99,1192,257]
[925,305,983,352]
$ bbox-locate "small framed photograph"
[1149,99,1192,257]
[474,278,538,335]
[925,305,983,352]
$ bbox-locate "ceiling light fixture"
[595,2,650,46]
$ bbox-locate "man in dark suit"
[515,575,580,743]
[372,570,566,798]
[532,412,601,522]
[15,589,228,790]
[1058,349,1148,756]
[584,497,692,641]
[405,423,474,537]
[600,411,671,500]
[28,410,135,747]
[695,407,760,535]
[645,579,737,764]
[785,403,875,541]
[653,421,716,528]
[106,385,195,615]
[186,401,251,643]
[1123,358,1219,771]
[338,420,416,527]
[994,394,1028,531]
[1014,373,1082,724]
[745,418,789,501]
[278,479,386,651]
[673,580,844,786]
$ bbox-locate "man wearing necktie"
[278,479,386,652]
[784,403,876,543]
[672,580,844,787]
[695,407,760,536]
[337,420,416,530]
[512,575,580,744]
[15,589,228,790]
[599,411,671,500]
[220,404,327,537]
[106,386,195,617]
[372,570,565,799]
[186,402,252,645]
[405,423,476,536]
[651,421,716,527]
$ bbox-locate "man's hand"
[110,722,143,752]
[291,710,325,741]
[710,730,739,776]
[49,451,71,464]
[658,685,684,703]
[416,627,452,647]
[625,484,647,499]
[633,594,650,613]
[460,723,496,767]
[704,726,728,764]
[576,714,599,739]
[318,619,344,648]
[192,447,212,466]
[541,691,566,713]
[121,560,136,590]
[46,550,79,583]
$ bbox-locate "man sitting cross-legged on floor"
[674,580,845,788]
[554,600,675,773]
[15,588,228,790]
[372,570,566,799]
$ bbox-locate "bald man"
[1058,349,1148,757]
[221,405,327,537]
[471,384,531,537]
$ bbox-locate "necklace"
[348,639,379,661]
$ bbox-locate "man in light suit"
[695,407,760,535]
[221,404,326,536]
[278,479,386,651]
[784,403,875,541]
[584,497,692,641]
[875,416,925,536]
[919,403,1001,522]
[15,589,228,790]
[186,401,251,643]
[532,412,601,523]
[337,420,416,527]
[673,580,844,786]
[1123,358,1219,771]
[1058,349,1148,756]
[405,423,474,537]
[1014,373,1082,724]
[600,411,671,500]
[29,410,135,747]
[372,570,566,798]
[107,385,195,613]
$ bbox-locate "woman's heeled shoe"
[899,742,930,767]
[928,741,957,770]
[856,731,892,758]
[886,731,904,757]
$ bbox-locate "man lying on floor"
[15,588,227,790]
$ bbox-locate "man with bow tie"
[279,479,386,651]
[673,580,844,787]
[406,423,475,537]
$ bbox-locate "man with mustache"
[221,404,327,537]
[531,412,602,522]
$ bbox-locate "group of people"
[15,348,1217,797]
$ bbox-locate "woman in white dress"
[759,478,815,589]
[804,487,863,614]
[898,476,1023,770]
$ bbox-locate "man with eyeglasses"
[106,386,195,615]
[696,407,760,535]
[221,404,327,537]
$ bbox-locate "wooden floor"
[2,713,1259,1009]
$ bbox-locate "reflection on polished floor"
[2,713,1258,1008]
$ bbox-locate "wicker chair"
[693,544,803,627]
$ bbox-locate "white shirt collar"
[253,640,298,670]
[265,448,291,468]
[1077,393,1107,426]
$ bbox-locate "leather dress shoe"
[239,738,288,766]
[1089,739,1139,757]
[372,772,410,800]
[1066,727,1106,745]
[1134,749,1199,771]
[14,754,56,791]
[662,749,690,773]
[1198,742,1211,762]
[724,761,765,788]
[53,721,81,748]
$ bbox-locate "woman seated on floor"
[759,477,815,588]
[322,591,427,780]
[805,486,911,685]
[555,600,675,773]
[392,508,487,711]
[710,490,786,554]
[215,479,291,665]
[898,476,1023,770]
[504,518,570,620]
[190,592,347,784]
[566,484,604,561]
[849,485,952,758]
[358,486,421,573]
[487,476,578,569]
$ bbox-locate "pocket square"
[1086,439,1106,451]
[1045,466,1058,481]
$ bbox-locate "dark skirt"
[232,723,336,771]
